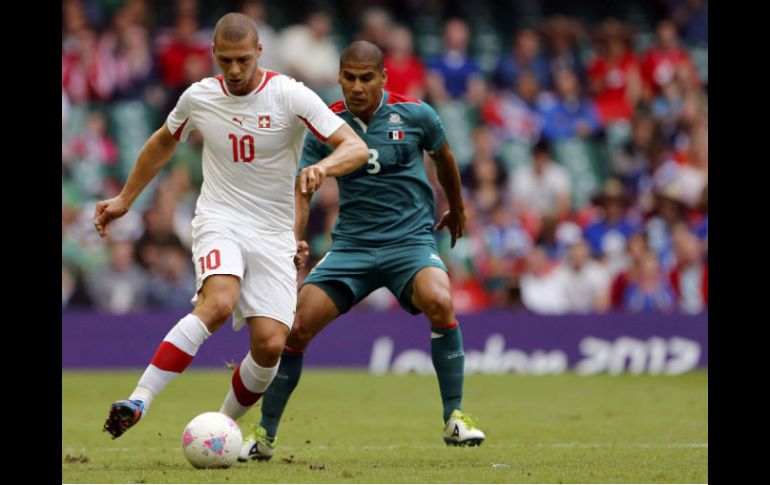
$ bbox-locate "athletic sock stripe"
[232,364,264,406]
[150,341,194,373]
[283,345,304,356]
[431,321,458,331]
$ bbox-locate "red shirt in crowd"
[384,55,427,98]
[587,52,640,123]
[157,41,210,89]
[641,47,700,96]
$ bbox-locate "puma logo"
[232,116,245,127]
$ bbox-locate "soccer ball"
[181,412,243,469]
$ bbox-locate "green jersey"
[299,90,447,247]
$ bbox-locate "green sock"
[431,322,464,423]
[259,351,303,439]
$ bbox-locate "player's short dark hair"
[213,12,259,44]
[339,40,384,71]
[533,138,551,156]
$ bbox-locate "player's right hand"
[299,165,327,194]
[93,196,130,238]
[294,240,310,269]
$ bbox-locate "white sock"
[220,352,279,420]
[132,314,211,412]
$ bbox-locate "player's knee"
[203,293,238,324]
[251,334,286,365]
[287,321,314,351]
[422,291,455,323]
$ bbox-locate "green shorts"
[303,239,449,315]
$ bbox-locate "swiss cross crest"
[257,115,271,128]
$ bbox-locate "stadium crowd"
[62,0,708,315]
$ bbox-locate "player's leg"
[104,272,242,439]
[220,316,289,420]
[410,267,485,446]
[239,284,342,461]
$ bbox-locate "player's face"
[339,61,386,118]
[213,35,262,95]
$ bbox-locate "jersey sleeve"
[418,102,447,154]
[286,80,345,143]
[165,85,197,142]
[297,131,333,174]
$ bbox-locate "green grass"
[63,369,707,483]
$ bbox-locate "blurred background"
[61,0,707,318]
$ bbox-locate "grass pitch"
[62,369,707,483]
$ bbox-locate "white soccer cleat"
[443,410,486,446]
[238,425,275,462]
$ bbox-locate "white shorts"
[190,220,297,331]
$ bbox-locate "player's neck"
[231,67,265,96]
[248,67,265,93]
[350,91,383,124]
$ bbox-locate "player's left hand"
[300,165,328,194]
[294,240,310,269]
[434,209,466,248]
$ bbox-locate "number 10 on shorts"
[198,249,221,274]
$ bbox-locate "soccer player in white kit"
[95,13,368,439]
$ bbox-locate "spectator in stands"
[480,201,532,307]
[520,246,567,314]
[641,19,700,100]
[279,10,340,102]
[538,67,603,142]
[587,19,642,124]
[113,24,158,101]
[156,14,210,93]
[426,18,484,103]
[609,232,648,309]
[612,115,658,189]
[461,127,507,218]
[384,25,427,99]
[669,0,708,47]
[494,28,550,92]
[669,225,707,313]
[62,263,93,308]
[66,111,120,200]
[540,15,586,88]
[355,7,393,51]
[534,217,582,262]
[85,239,150,314]
[622,250,677,312]
[555,237,611,313]
[646,189,690,271]
[584,179,641,260]
[240,0,281,71]
[481,71,543,145]
[62,27,118,103]
[484,200,533,272]
[509,138,572,225]
[651,74,685,139]
[670,89,707,165]
[147,243,197,310]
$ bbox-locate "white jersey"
[166,71,344,233]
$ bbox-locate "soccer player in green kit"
[238,40,486,461]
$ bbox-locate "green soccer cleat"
[238,424,276,462]
[443,410,486,447]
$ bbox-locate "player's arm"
[93,123,178,237]
[298,123,367,194]
[293,178,312,269]
[429,141,466,248]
